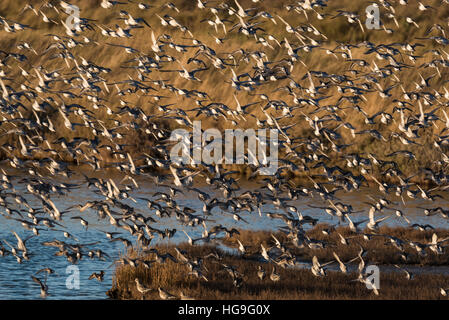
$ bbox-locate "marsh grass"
[222,225,449,265]
[108,225,449,300]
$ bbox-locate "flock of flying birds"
[1,0,449,299]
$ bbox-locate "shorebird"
[180,291,195,300]
[260,244,271,262]
[333,252,347,274]
[394,265,413,280]
[31,275,48,298]
[88,271,105,282]
[134,278,152,298]
[71,216,89,230]
[311,256,333,277]
[353,274,379,295]
[270,267,281,282]
[183,230,200,246]
[367,209,390,231]
[236,239,248,255]
[428,233,449,255]
[101,0,126,9]
[36,268,55,276]
[257,266,266,280]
